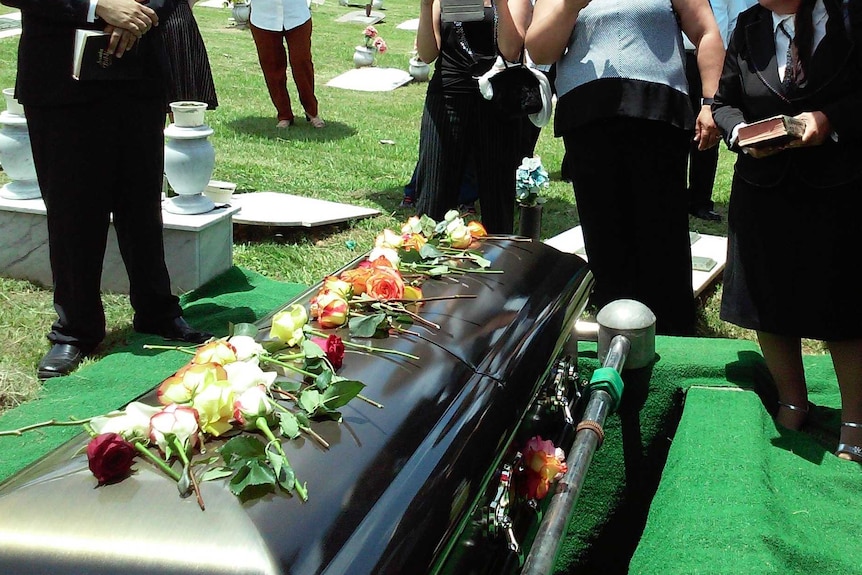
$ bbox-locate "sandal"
[305,114,325,129]
[276,119,294,129]
[836,421,862,462]
[776,401,809,430]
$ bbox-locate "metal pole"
[520,335,630,575]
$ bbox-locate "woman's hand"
[787,111,830,148]
[694,105,721,150]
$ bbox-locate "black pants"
[26,97,181,350]
[414,91,522,234]
[685,50,719,213]
[564,117,696,336]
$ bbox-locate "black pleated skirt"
[720,170,862,341]
[162,1,219,110]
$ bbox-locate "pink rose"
[519,436,567,500]
[87,433,136,485]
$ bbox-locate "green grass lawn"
[0,0,799,412]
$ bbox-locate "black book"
[72,29,142,81]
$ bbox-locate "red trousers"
[250,17,319,121]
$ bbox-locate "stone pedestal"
[0,196,238,294]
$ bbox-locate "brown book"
[72,30,142,81]
[737,115,806,149]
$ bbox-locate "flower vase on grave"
[353,46,375,68]
[371,0,383,8]
[0,88,41,200]
[518,203,543,241]
[408,57,431,82]
[163,101,215,215]
[230,1,250,28]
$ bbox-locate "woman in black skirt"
[162,0,219,113]
[713,0,862,460]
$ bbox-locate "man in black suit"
[1,0,212,379]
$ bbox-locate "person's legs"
[250,23,294,124]
[474,104,519,234]
[757,331,809,430]
[284,18,321,123]
[110,98,182,327]
[26,103,112,351]
[828,338,862,461]
[415,93,470,222]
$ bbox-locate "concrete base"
[0,196,238,295]
[543,225,727,297]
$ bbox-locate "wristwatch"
[701,97,715,106]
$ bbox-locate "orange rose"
[368,255,395,269]
[339,267,373,296]
[466,220,487,238]
[365,266,405,300]
[401,232,427,252]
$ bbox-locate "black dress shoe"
[691,208,722,222]
[135,317,213,344]
[37,343,87,380]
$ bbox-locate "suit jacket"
[713,0,862,188]
[1,0,176,106]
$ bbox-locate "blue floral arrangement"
[515,156,549,207]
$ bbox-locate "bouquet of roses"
[292,211,503,339]
[363,25,387,53]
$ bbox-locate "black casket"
[0,239,593,575]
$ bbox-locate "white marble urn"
[163,123,216,215]
[0,90,41,201]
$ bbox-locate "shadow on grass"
[224,115,357,141]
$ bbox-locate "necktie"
[778,19,805,88]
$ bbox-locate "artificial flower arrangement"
[516,435,567,500]
[516,156,550,207]
[363,25,387,53]
[1,211,509,508]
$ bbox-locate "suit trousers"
[564,117,696,336]
[684,50,719,212]
[26,97,181,350]
[250,18,318,122]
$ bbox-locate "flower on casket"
[311,289,350,328]
[233,385,276,429]
[271,304,309,346]
[519,435,567,500]
[312,334,346,369]
[87,432,137,485]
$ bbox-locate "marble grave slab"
[326,67,414,91]
[543,225,727,297]
[230,191,379,227]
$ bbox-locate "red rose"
[87,433,136,485]
[313,334,346,369]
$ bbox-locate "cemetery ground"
[0,0,821,414]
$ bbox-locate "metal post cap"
[596,299,656,370]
